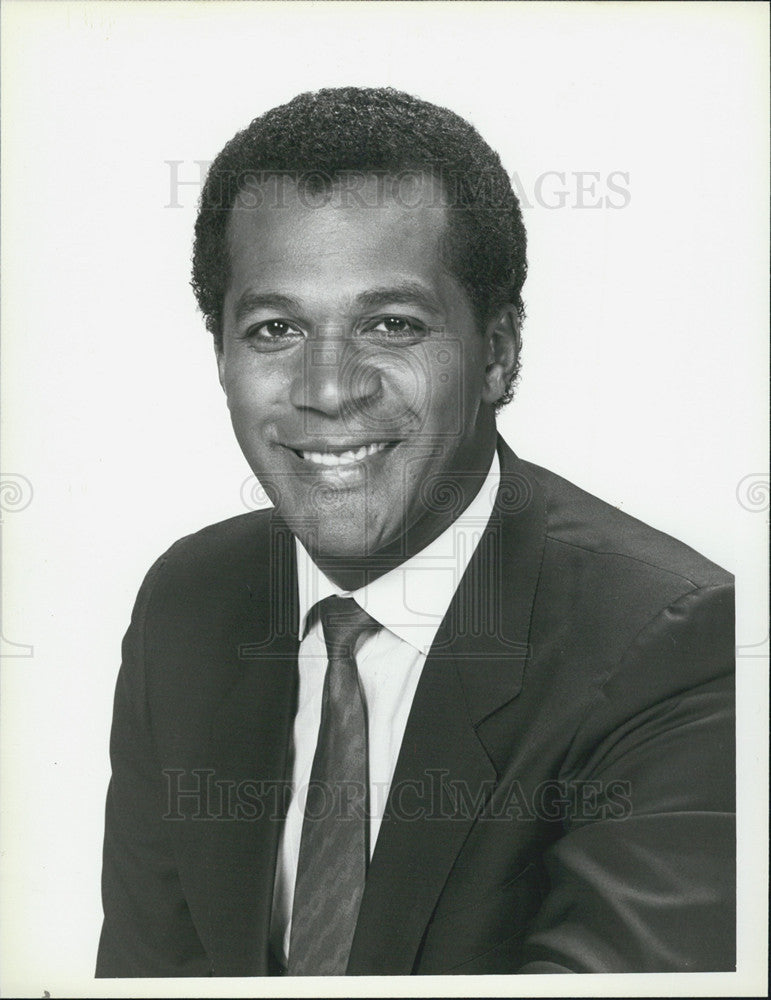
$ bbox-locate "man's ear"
[214,338,226,391]
[481,306,520,406]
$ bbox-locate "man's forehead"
[222,168,465,318]
[224,171,453,286]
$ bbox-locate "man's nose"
[289,337,382,417]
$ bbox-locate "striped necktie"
[287,595,380,975]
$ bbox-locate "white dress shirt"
[269,451,501,967]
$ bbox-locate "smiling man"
[218,168,515,585]
[97,87,735,977]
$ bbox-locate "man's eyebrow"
[233,283,445,324]
[353,283,444,315]
[233,291,302,324]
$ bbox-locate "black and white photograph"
[1,2,767,996]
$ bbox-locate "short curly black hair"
[192,86,527,406]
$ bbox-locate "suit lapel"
[347,439,546,974]
[202,516,299,976]
[453,438,547,726]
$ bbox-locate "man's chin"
[298,525,396,564]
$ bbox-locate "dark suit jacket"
[96,438,735,976]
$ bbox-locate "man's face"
[218,173,502,562]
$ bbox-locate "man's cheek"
[227,388,264,429]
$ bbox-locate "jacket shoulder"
[150,508,275,572]
[131,509,280,618]
[520,459,732,590]
[123,508,285,712]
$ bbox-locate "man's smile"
[286,440,400,467]
[276,440,403,487]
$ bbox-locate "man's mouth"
[288,441,398,467]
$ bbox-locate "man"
[96,87,735,977]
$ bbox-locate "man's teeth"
[300,442,390,466]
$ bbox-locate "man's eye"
[244,319,305,345]
[361,316,429,341]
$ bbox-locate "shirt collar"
[294,450,500,655]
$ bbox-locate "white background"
[1,2,767,996]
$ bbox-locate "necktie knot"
[315,595,380,661]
